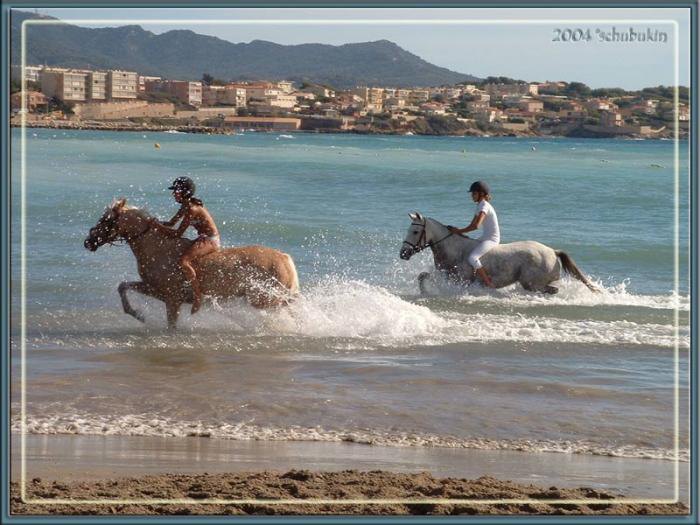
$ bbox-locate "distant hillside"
[11,11,480,88]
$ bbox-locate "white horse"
[400,212,598,295]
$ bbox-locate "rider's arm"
[161,207,185,227]
[150,214,191,238]
[449,212,485,235]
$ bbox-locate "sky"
[35,7,691,89]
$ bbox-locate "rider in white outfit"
[448,181,500,287]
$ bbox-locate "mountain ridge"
[11,10,480,88]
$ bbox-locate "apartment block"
[11,64,44,83]
[202,85,245,107]
[87,71,107,101]
[276,80,295,94]
[354,87,385,107]
[41,69,88,102]
[409,89,429,103]
[107,70,138,100]
[245,83,282,101]
[138,75,162,93]
[145,79,202,106]
[600,111,623,127]
[484,83,538,99]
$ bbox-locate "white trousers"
[468,240,498,270]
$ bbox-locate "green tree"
[591,87,628,98]
[48,96,74,116]
[201,73,225,86]
[543,99,566,112]
[564,82,591,98]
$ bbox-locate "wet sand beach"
[10,434,689,515]
[11,471,688,516]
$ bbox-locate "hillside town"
[10,65,690,138]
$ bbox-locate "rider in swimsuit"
[150,177,220,314]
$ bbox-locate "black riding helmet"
[168,176,195,198]
[469,180,490,194]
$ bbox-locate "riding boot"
[475,268,495,288]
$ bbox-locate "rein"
[112,220,152,245]
[402,222,453,254]
[126,221,152,242]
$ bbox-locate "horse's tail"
[556,251,600,293]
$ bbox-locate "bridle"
[402,222,453,255]
[93,214,152,247]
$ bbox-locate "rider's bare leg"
[180,239,217,315]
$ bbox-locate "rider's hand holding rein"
[150,213,190,238]
[448,215,485,236]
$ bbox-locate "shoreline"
[11,120,681,140]
[10,471,688,516]
[12,434,689,503]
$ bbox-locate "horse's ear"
[415,212,424,222]
[408,212,418,221]
[114,198,127,210]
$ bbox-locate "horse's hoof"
[545,285,559,295]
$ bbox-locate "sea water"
[10,129,690,485]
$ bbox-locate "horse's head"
[400,212,427,260]
[84,198,148,251]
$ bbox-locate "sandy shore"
[11,471,688,516]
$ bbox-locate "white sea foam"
[12,413,687,462]
[194,279,452,345]
[189,279,687,348]
[25,279,687,349]
[422,275,689,311]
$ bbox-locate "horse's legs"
[418,272,431,295]
[118,281,152,323]
[521,280,558,294]
[165,300,182,331]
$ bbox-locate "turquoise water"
[10,129,690,492]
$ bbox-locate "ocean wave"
[12,413,687,462]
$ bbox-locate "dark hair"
[179,196,203,213]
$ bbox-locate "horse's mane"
[111,201,154,221]
[125,206,154,220]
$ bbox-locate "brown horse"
[84,198,300,329]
